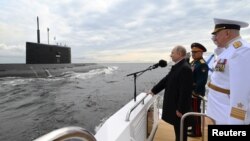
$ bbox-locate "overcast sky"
[0,0,250,63]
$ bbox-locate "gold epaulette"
[233,41,242,49]
[199,59,205,64]
[190,60,195,65]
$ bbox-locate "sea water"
[0,63,169,141]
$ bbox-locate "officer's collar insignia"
[233,41,242,49]
[200,59,205,64]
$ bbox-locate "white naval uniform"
[206,37,250,124]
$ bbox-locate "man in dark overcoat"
[149,45,193,141]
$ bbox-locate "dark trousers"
[173,117,188,141]
[190,97,202,136]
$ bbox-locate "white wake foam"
[71,66,119,79]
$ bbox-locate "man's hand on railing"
[192,91,199,98]
[192,91,207,101]
[147,90,155,96]
[176,110,183,118]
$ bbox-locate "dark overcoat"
[151,59,193,125]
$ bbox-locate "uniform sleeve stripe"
[230,107,246,120]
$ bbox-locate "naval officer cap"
[212,18,249,35]
[191,42,207,52]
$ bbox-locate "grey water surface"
[0,63,169,141]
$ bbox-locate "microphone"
[152,59,167,69]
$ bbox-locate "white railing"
[180,95,214,141]
[33,126,96,141]
[125,94,149,121]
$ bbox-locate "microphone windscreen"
[159,60,167,67]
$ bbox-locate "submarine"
[0,17,104,78]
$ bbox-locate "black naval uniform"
[190,58,208,136]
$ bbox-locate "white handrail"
[180,112,215,141]
[33,126,96,141]
[125,93,149,121]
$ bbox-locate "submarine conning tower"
[26,16,71,64]
[26,42,71,64]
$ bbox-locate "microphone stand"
[126,65,156,102]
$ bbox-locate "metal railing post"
[180,112,208,141]
[199,95,207,141]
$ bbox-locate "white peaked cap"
[212,18,249,34]
[214,18,249,28]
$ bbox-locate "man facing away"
[206,18,250,124]
[149,45,193,141]
[188,43,208,137]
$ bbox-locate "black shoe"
[187,132,202,137]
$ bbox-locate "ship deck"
[153,117,214,141]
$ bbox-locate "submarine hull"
[0,63,104,78]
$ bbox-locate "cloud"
[0,44,24,56]
[0,0,250,63]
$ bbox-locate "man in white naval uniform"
[206,18,250,124]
